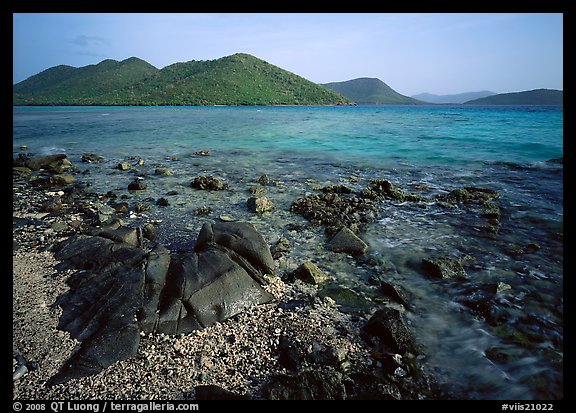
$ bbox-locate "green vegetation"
[464,89,563,105]
[321,77,423,104]
[13,53,350,106]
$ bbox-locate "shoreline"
[13,144,563,399]
[12,156,439,400]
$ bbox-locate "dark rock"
[422,256,467,280]
[96,226,143,247]
[24,154,71,173]
[271,237,290,258]
[379,281,410,308]
[154,168,173,176]
[48,173,75,186]
[135,201,151,212]
[360,179,423,202]
[195,206,211,216]
[263,369,346,400]
[436,187,499,206]
[117,162,131,171]
[191,175,228,191]
[81,153,104,163]
[111,202,130,213]
[13,166,32,177]
[156,197,170,206]
[167,190,179,196]
[362,307,415,354]
[321,184,353,194]
[48,221,274,385]
[142,223,157,241]
[328,226,368,255]
[546,157,563,164]
[103,191,118,200]
[277,299,309,310]
[248,186,266,196]
[290,192,380,235]
[247,196,274,213]
[194,385,250,400]
[277,336,301,371]
[256,174,271,184]
[292,261,329,285]
[41,196,63,213]
[128,180,147,191]
[345,372,402,400]
[318,285,372,314]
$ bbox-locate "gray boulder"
[328,226,368,255]
[48,221,274,385]
[362,307,415,354]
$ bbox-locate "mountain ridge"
[411,90,497,104]
[464,89,563,105]
[321,77,422,104]
[13,53,350,106]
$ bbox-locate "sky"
[13,13,563,96]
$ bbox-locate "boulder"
[422,256,467,280]
[49,173,75,186]
[117,162,131,171]
[379,281,410,308]
[154,168,173,176]
[247,196,274,213]
[128,180,147,191]
[25,154,71,173]
[48,221,274,385]
[362,307,415,354]
[292,261,329,285]
[191,175,228,190]
[81,153,104,163]
[263,369,346,400]
[328,227,368,255]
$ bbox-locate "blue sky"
[13,13,563,96]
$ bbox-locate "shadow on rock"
[47,222,274,385]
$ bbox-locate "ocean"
[12,105,563,399]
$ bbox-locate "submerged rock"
[128,180,147,191]
[154,168,173,176]
[247,196,274,213]
[117,162,132,171]
[81,153,104,163]
[328,226,368,256]
[191,175,228,191]
[421,256,467,280]
[47,221,274,385]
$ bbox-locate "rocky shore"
[13,153,440,400]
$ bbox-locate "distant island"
[322,78,422,105]
[463,89,563,105]
[411,91,496,104]
[13,53,350,106]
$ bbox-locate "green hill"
[464,89,563,105]
[13,53,349,106]
[13,57,160,105]
[321,77,422,104]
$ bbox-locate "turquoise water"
[12,105,563,165]
[13,105,563,399]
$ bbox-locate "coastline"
[12,105,563,399]
[12,161,438,400]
